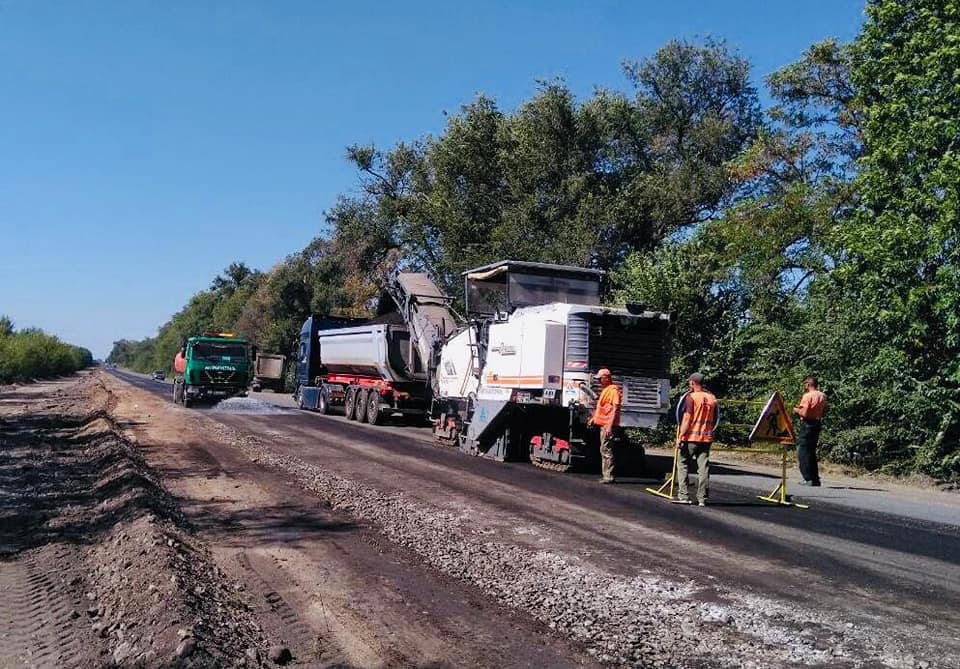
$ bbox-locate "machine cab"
[463,260,603,317]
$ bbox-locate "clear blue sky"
[0,1,865,359]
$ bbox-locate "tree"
[832,0,960,476]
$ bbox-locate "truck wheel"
[344,387,358,421]
[355,389,369,422]
[318,389,331,415]
[365,390,383,425]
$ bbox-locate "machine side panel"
[482,321,527,387]
[436,328,479,399]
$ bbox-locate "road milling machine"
[294,260,672,472]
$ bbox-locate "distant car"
[152,370,166,381]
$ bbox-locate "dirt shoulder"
[0,372,266,667]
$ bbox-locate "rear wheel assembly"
[366,390,383,425]
[317,389,331,415]
[344,387,358,421]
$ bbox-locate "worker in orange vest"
[793,376,827,486]
[589,368,622,484]
[674,372,718,506]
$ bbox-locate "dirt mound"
[0,375,267,667]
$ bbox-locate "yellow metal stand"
[756,449,809,509]
[646,445,680,500]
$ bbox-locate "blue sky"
[0,1,865,358]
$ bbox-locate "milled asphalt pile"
[212,423,931,669]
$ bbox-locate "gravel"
[216,423,933,669]
[209,398,291,415]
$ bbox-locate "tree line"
[0,316,93,383]
[109,0,960,480]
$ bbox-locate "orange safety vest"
[592,384,622,428]
[680,390,717,443]
[173,351,186,375]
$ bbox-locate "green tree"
[832,0,960,476]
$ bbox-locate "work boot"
[671,498,692,505]
[698,499,707,507]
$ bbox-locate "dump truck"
[172,332,253,407]
[295,261,672,472]
[293,273,455,424]
[251,353,286,393]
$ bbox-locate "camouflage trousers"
[600,429,616,481]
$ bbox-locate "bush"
[0,318,93,383]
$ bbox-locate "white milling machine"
[422,261,673,472]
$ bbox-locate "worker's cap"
[688,372,705,384]
[594,368,612,379]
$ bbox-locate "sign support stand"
[756,448,809,509]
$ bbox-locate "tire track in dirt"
[235,550,329,663]
[0,552,83,669]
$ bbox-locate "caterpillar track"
[528,454,574,473]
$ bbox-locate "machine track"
[528,454,573,473]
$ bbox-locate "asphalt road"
[109,367,960,659]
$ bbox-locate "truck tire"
[365,390,383,425]
[318,389,331,415]
[354,390,367,422]
[344,387,358,421]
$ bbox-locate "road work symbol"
[749,392,795,445]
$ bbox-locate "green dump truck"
[172,332,252,407]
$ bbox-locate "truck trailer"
[251,353,286,393]
[293,274,455,424]
[294,261,672,472]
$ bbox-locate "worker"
[173,348,186,375]
[674,372,717,506]
[589,368,622,484]
[793,376,827,486]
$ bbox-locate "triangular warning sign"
[749,392,795,445]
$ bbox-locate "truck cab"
[172,332,252,406]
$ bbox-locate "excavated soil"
[0,374,267,667]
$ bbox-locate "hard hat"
[594,368,612,379]
[689,372,705,384]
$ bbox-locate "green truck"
[172,332,253,407]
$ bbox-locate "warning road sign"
[749,392,795,445]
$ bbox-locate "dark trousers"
[797,419,822,484]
